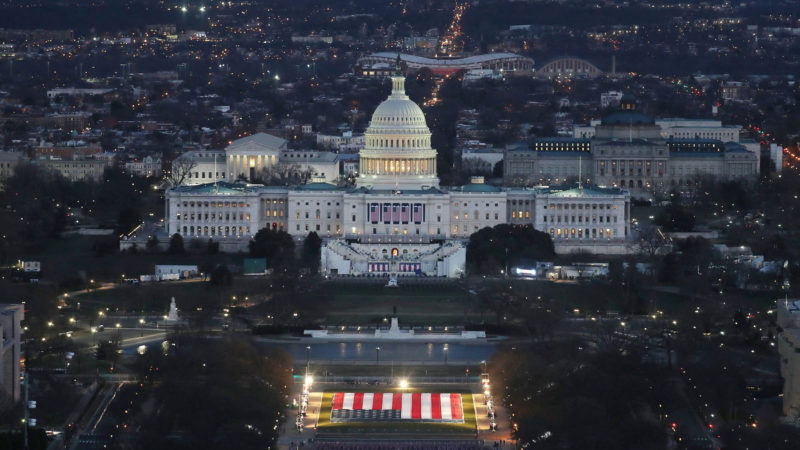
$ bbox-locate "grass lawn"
[302,364,482,378]
[323,283,480,326]
[31,236,243,284]
[488,279,713,315]
[317,389,477,435]
[71,276,270,313]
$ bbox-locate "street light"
[376,346,380,364]
[399,379,409,389]
[443,344,449,364]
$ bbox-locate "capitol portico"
[159,69,633,276]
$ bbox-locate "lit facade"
[505,100,758,193]
[163,74,633,273]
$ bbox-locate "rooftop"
[371,52,529,66]
[540,184,627,197]
[451,183,502,193]
[602,111,655,126]
[226,132,287,151]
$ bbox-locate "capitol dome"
[370,97,427,129]
[357,72,439,190]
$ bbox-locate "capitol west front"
[162,74,632,276]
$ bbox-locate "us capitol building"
[159,72,632,277]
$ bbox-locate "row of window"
[177,212,251,221]
[455,212,501,221]
[544,215,618,224]
[297,223,342,233]
[181,201,250,208]
[454,202,502,207]
[297,210,341,219]
[181,225,252,236]
[510,211,530,219]
[368,137,428,148]
[548,203,617,210]
[550,228,616,239]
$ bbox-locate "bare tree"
[255,163,314,186]
[634,224,669,258]
[168,156,198,186]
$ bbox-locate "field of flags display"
[330,393,464,423]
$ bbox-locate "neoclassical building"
[162,71,633,276]
[178,134,338,186]
[504,96,759,196]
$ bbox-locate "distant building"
[402,36,438,54]
[32,140,103,160]
[721,81,751,102]
[535,58,603,79]
[36,158,107,182]
[175,133,340,185]
[154,265,198,279]
[778,299,800,417]
[0,304,24,404]
[461,147,504,172]
[316,131,366,152]
[356,52,534,76]
[125,156,162,177]
[462,69,504,85]
[770,143,783,172]
[177,150,227,186]
[46,88,112,99]
[16,261,40,273]
[226,133,288,181]
[291,35,333,45]
[0,152,24,190]
[506,96,758,194]
[601,91,624,109]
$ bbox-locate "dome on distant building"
[619,92,637,109]
[357,72,439,190]
[601,110,655,126]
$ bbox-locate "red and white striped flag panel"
[331,392,463,421]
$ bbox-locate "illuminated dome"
[357,74,439,190]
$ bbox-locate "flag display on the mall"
[330,393,464,423]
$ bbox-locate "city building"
[505,96,758,195]
[316,131,366,153]
[177,150,227,185]
[356,52,534,76]
[176,135,340,185]
[535,57,603,79]
[124,156,162,177]
[0,304,24,405]
[778,299,800,417]
[159,71,633,275]
[0,151,23,190]
[35,158,107,182]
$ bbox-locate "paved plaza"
[276,379,516,450]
